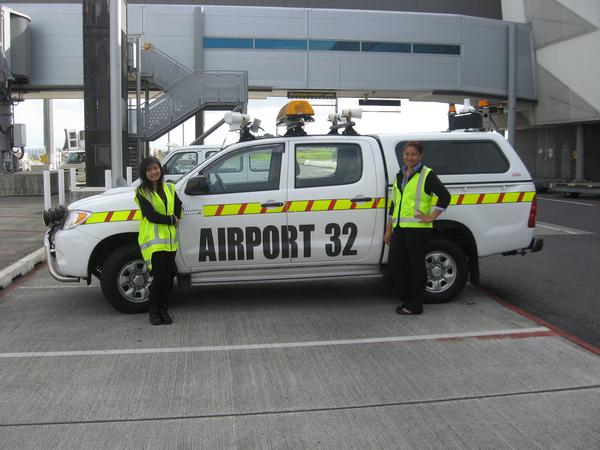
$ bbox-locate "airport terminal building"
[2,0,599,185]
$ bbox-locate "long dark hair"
[139,156,164,193]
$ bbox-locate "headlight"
[63,210,91,230]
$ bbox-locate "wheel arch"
[88,233,139,280]
[434,220,479,285]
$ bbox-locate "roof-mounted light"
[275,100,315,126]
[328,108,362,136]
[224,111,251,131]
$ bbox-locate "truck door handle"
[351,196,373,203]
[261,201,284,208]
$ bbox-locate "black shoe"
[149,307,162,325]
[158,306,173,325]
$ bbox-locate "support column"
[0,103,13,173]
[507,22,517,147]
[193,7,204,144]
[575,124,584,180]
[109,0,124,186]
[43,99,54,169]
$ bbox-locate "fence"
[43,167,134,210]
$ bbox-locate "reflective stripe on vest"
[135,182,179,270]
[391,166,433,229]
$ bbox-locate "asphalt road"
[478,193,600,347]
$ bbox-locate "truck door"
[286,139,384,266]
[178,142,288,270]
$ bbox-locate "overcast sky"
[14,97,450,152]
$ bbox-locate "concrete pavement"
[0,271,598,448]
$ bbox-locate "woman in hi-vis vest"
[135,157,182,325]
[384,141,451,315]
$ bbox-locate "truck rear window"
[395,141,509,175]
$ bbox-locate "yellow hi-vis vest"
[391,166,434,229]
[135,182,179,270]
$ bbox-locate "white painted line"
[536,222,593,235]
[0,327,550,359]
[538,197,597,207]
[536,223,579,235]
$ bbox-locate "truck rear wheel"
[424,238,468,304]
[100,244,151,314]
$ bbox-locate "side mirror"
[184,175,209,195]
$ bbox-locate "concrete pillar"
[194,7,204,144]
[0,103,13,173]
[109,0,124,187]
[575,124,584,180]
[507,22,517,147]
[43,99,54,169]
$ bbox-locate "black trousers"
[149,251,176,309]
[389,227,432,313]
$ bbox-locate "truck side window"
[295,143,362,188]
[201,143,283,194]
[395,141,509,175]
[164,152,198,175]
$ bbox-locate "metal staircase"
[129,43,247,142]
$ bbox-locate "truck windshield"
[66,152,85,163]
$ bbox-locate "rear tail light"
[528,195,537,228]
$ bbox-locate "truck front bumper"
[44,230,80,282]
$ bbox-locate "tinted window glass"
[413,44,461,55]
[362,42,411,53]
[309,40,360,51]
[203,38,253,49]
[395,141,509,175]
[201,144,283,194]
[295,144,362,188]
[255,39,307,50]
[163,152,198,175]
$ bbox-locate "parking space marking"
[535,222,592,235]
[538,197,598,207]
[0,327,550,359]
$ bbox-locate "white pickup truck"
[44,118,542,313]
[161,145,221,183]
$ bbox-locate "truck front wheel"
[100,244,151,313]
[424,238,468,304]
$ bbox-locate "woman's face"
[146,162,162,184]
[403,146,422,169]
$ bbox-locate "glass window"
[295,144,362,188]
[412,44,461,55]
[204,150,218,160]
[362,42,411,53]
[203,37,253,49]
[163,152,198,175]
[395,141,509,175]
[201,144,284,194]
[309,40,360,51]
[255,39,307,50]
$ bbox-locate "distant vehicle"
[59,150,86,184]
[161,145,222,183]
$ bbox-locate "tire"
[423,238,468,304]
[100,244,151,314]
